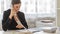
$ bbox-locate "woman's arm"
[17,12,28,29]
[2,11,12,31]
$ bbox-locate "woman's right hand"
[9,8,16,19]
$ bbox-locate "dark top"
[2,9,28,31]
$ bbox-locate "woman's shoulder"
[3,9,11,15]
[18,11,24,14]
[4,9,11,13]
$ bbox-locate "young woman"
[2,0,28,31]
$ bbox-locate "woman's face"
[13,3,21,12]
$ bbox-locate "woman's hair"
[11,0,21,5]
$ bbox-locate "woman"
[2,0,28,31]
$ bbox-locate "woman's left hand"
[16,24,24,28]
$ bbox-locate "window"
[1,0,56,17]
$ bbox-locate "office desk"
[0,30,57,34]
[0,27,58,34]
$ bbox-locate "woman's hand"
[9,8,16,19]
[16,24,24,28]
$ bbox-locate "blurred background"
[0,0,57,31]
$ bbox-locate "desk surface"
[0,27,59,34]
[0,30,57,34]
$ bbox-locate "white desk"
[0,27,58,34]
[0,31,57,34]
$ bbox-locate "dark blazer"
[2,9,28,31]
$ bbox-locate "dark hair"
[11,0,21,5]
